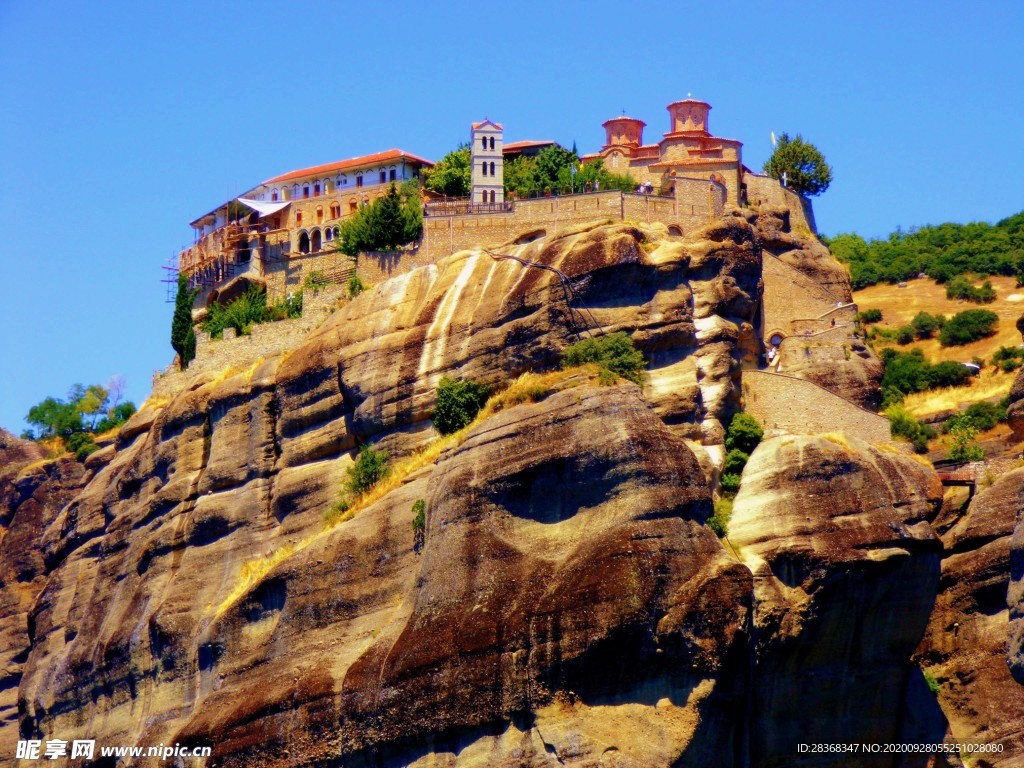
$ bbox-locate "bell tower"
[470,119,504,205]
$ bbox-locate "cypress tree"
[171,273,198,369]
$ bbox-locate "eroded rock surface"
[729,434,946,765]
[917,469,1024,764]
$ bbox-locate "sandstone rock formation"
[917,469,1024,764]
[0,436,88,761]
[3,217,1019,767]
[728,434,948,763]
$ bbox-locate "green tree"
[423,145,471,197]
[763,132,832,196]
[26,396,83,439]
[910,312,942,339]
[171,273,199,369]
[337,183,422,256]
[433,376,491,435]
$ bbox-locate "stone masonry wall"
[745,174,817,233]
[762,255,846,337]
[742,369,891,444]
[152,285,348,401]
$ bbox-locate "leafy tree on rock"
[763,132,832,197]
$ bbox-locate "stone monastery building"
[176,98,804,305]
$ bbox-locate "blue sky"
[1,0,1022,434]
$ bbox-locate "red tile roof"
[263,149,434,185]
[503,140,556,152]
[472,119,503,130]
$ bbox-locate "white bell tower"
[470,119,504,205]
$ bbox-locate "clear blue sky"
[1,0,1022,434]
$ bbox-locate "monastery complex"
[175,97,813,308]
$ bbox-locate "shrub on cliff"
[948,424,985,463]
[346,445,390,495]
[939,309,999,346]
[433,377,491,435]
[884,405,934,453]
[944,401,1005,434]
[561,332,646,385]
[725,413,763,454]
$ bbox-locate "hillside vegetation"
[830,211,1024,289]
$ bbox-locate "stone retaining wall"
[742,369,891,444]
[152,285,347,401]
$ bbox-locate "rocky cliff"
[2,217,1021,766]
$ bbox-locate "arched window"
[481,190,487,203]
[324,180,333,193]
[314,183,320,196]
[481,135,487,149]
[292,185,300,198]
[311,229,322,252]
[298,231,310,254]
[481,163,487,177]
[489,136,495,150]
[271,189,279,202]
[489,190,495,203]
[325,227,333,242]
[490,161,495,176]
[356,175,363,188]
[303,185,310,198]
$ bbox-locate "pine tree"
[171,273,198,369]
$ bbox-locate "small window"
[316,206,323,222]
[481,163,487,177]
[271,190,278,202]
[349,200,358,213]
[314,183,320,196]
[481,135,487,149]
[489,190,495,203]
[295,211,302,225]
[356,175,363,187]
[490,161,495,176]
[489,136,495,150]
[481,191,487,203]
[303,185,310,198]
[379,171,386,184]
[389,168,396,182]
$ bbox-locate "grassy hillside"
[854,275,1023,416]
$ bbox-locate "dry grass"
[214,366,602,618]
[901,368,1016,417]
[854,276,1024,365]
[821,432,852,450]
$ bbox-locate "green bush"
[348,274,365,298]
[992,345,1024,372]
[885,405,935,453]
[203,285,268,338]
[923,670,941,696]
[725,413,763,454]
[895,325,915,345]
[944,401,1005,434]
[856,308,883,324]
[708,496,733,538]
[720,473,741,493]
[171,274,199,369]
[946,275,996,304]
[910,312,943,339]
[304,271,330,292]
[66,432,99,462]
[95,402,137,433]
[881,348,975,396]
[948,424,985,462]
[433,376,491,435]
[412,498,426,551]
[939,309,999,346]
[724,449,750,476]
[346,445,389,495]
[561,331,646,385]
